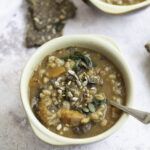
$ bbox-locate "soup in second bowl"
[104,0,144,5]
[29,47,126,138]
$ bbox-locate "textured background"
[0,0,150,150]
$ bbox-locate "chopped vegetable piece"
[47,67,66,78]
[88,103,96,113]
[57,108,85,126]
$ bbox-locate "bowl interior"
[21,35,133,144]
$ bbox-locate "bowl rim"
[20,35,134,144]
[90,0,150,7]
[88,0,150,14]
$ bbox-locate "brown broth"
[29,47,126,138]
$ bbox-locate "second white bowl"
[84,0,150,14]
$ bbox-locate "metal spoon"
[107,99,150,124]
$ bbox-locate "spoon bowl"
[107,99,150,124]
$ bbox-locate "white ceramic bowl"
[20,35,134,145]
[85,0,150,14]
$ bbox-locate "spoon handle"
[108,100,150,124]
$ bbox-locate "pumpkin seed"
[82,107,89,113]
[88,103,96,112]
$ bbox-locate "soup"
[29,47,126,138]
[104,0,144,5]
